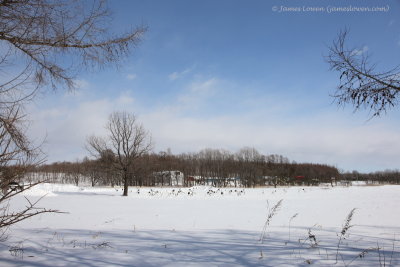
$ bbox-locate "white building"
[153,171,184,186]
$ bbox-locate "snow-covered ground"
[0,184,399,266]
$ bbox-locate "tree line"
[30,147,341,190]
[340,170,400,185]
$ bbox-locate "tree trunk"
[123,172,129,196]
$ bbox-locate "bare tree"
[86,112,152,196]
[327,29,400,117]
[0,0,146,233]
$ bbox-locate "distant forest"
[28,147,400,187]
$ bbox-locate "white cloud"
[168,66,193,81]
[126,74,137,80]
[351,46,369,56]
[116,91,135,105]
[168,72,180,81]
[26,76,400,173]
[189,78,217,93]
[142,108,400,172]
[28,91,139,163]
[177,78,219,109]
[73,79,90,89]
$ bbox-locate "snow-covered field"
[0,184,399,266]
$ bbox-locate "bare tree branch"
[327,29,400,117]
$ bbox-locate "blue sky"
[28,0,400,172]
